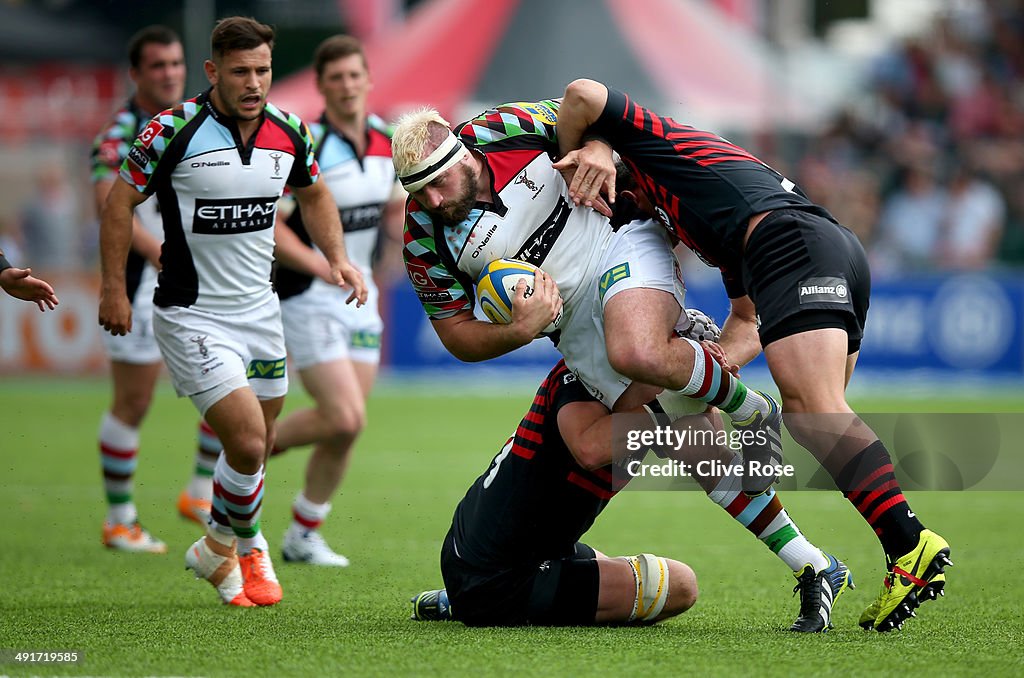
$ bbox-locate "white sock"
[238,532,270,554]
[289,492,331,535]
[107,502,137,525]
[780,540,829,573]
[100,413,140,525]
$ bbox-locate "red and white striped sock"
[188,420,220,500]
[99,412,139,525]
[211,455,268,552]
[289,492,331,535]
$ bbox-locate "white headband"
[399,131,469,193]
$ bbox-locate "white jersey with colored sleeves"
[120,89,319,314]
[91,97,163,305]
[402,100,614,329]
[276,113,396,300]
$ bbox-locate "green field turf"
[1,378,1023,677]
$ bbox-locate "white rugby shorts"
[558,219,686,409]
[280,278,383,369]
[153,296,288,401]
[101,264,163,364]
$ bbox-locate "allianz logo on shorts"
[247,357,286,379]
[798,276,851,304]
[193,197,277,234]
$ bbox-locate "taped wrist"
[627,553,670,623]
[0,252,11,274]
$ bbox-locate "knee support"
[627,553,670,623]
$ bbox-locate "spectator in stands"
[804,2,1024,273]
[20,162,80,270]
[874,161,947,274]
[937,164,1006,270]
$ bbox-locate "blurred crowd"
[3,2,1024,279]
[796,0,1024,277]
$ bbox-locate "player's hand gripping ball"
[476,258,562,335]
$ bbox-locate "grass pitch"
[1,377,1022,677]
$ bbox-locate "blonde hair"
[392,108,454,177]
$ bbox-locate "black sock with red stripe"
[836,440,924,558]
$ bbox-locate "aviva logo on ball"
[475,258,562,334]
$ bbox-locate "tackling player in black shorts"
[412,360,697,626]
[410,354,854,630]
[553,79,951,633]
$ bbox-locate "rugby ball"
[476,258,562,334]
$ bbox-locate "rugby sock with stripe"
[708,456,828,572]
[187,420,220,501]
[289,492,331,535]
[211,455,269,552]
[675,337,770,422]
[99,412,139,525]
[837,440,924,558]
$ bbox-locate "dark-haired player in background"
[554,78,951,632]
[90,25,221,555]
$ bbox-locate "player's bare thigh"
[603,288,688,387]
[763,329,874,470]
[297,358,369,436]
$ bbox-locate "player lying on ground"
[412,349,852,630]
[392,103,782,492]
[554,78,951,631]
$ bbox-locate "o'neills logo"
[193,197,277,234]
[471,224,498,258]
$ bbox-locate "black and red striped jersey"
[450,360,618,568]
[592,88,835,297]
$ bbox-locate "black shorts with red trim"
[742,208,870,353]
[440,530,600,627]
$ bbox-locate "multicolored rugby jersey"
[451,360,621,568]
[402,99,613,322]
[91,97,163,304]
[120,88,318,313]
[277,113,396,300]
[591,88,835,297]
